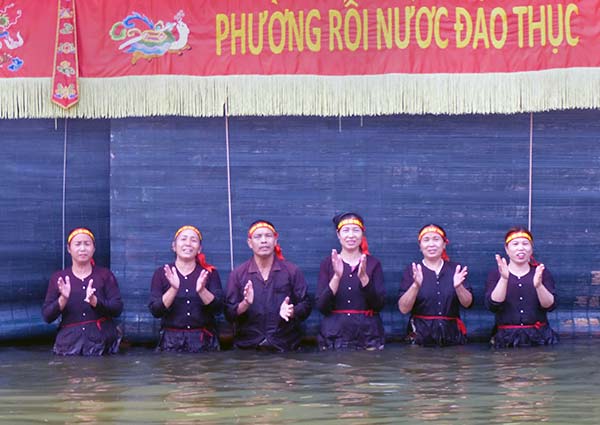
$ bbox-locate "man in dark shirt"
[225,220,311,351]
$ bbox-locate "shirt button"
[184,276,188,280]
[519,297,523,301]
[438,312,442,315]
[518,284,522,287]
[349,274,353,278]
[187,312,191,316]
[185,289,189,293]
[437,282,440,285]
[82,286,86,290]
[520,310,524,314]
[82,313,86,317]
[187,325,191,329]
[347,300,351,304]
[437,292,441,295]
[186,300,190,304]
[438,301,441,305]
[82,327,86,331]
[347,313,351,317]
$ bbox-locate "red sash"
[413,315,467,335]
[62,317,107,330]
[498,321,546,330]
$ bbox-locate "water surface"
[1,340,598,424]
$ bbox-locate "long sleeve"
[93,269,123,318]
[484,269,504,313]
[224,267,244,322]
[203,270,224,315]
[359,257,385,311]
[315,257,336,314]
[42,272,62,323]
[149,267,170,318]
[290,265,311,322]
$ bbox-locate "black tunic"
[398,261,473,346]
[225,257,311,352]
[316,255,385,350]
[149,263,223,352]
[42,267,123,356]
[485,266,558,347]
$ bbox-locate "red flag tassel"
[51,0,79,109]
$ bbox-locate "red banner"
[0,0,596,78]
[0,0,599,116]
[77,0,597,76]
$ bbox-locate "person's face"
[247,227,276,258]
[67,233,95,264]
[337,224,363,252]
[419,231,446,261]
[505,237,533,265]
[172,229,201,261]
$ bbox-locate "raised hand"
[57,275,71,299]
[453,265,468,288]
[84,279,97,306]
[331,249,344,278]
[196,269,210,293]
[412,262,424,288]
[495,254,509,280]
[533,263,545,288]
[357,254,369,286]
[279,296,294,322]
[243,280,254,305]
[163,265,180,291]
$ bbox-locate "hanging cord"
[61,118,68,269]
[224,101,234,271]
[528,113,533,231]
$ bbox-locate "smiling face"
[67,233,95,265]
[419,231,446,262]
[172,228,201,261]
[337,223,363,253]
[505,237,533,265]
[247,226,277,259]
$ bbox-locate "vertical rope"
[61,118,68,269]
[528,113,533,231]
[224,101,234,271]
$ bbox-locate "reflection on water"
[1,341,600,424]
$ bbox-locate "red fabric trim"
[196,253,215,272]
[497,321,546,330]
[413,314,467,335]
[62,317,107,330]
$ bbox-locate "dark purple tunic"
[485,266,558,347]
[225,257,311,352]
[149,263,223,352]
[399,261,473,346]
[42,266,123,356]
[316,255,385,350]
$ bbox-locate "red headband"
[505,231,532,244]
[418,225,446,241]
[175,225,202,241]
[336,218,365,231]
[248,222,277,237]
[67,228,95,244]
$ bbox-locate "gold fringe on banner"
[2,69,600,118]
